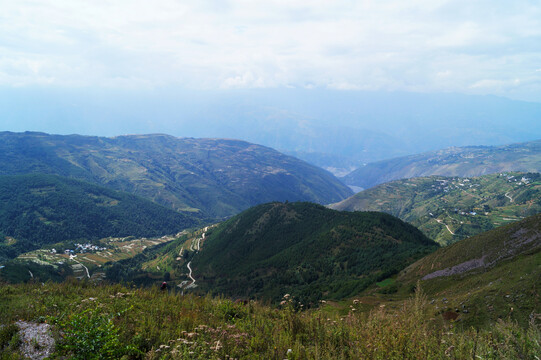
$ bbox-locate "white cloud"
[222,72,268,88]
[470,79,516,90]
[327,82,362,90]
[0,0,540,100]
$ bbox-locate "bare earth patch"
[16,320,55,360]
[422,256,487,280]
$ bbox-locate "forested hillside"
[191,202,438,304]
[0,174,199,260]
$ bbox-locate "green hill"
[0,131,353,218]
[401,212,541,282]
[342,139,541,189]
[190,202,438,304]
[331,172,541,245]
[0,174,199,261]
[392,212,541,327]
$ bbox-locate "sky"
[2,0,541,102]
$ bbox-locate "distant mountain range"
[331,172,541,245]
[341,139,541,190]
[0,127,539,328]
[0,174,198,261]
[5,89,541,175]
[0,131,352,218]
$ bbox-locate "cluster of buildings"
[501,173,531,185]
[50,243,107,255]
[432,178,480,193]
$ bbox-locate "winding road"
[505,191,514,203]
[178,227,211,291]
[186,261,196,288]
[71,256,90,279]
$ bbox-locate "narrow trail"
[443,223,455,235]
[505,191,514,203]
[80,262,91,278]
[436,219,455,235]
[28,270,34,278]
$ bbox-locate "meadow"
[1,281,539,359]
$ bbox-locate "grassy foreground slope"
[385,212,541,328]
[342,139,541,189]
[402,211,541,281]
[192,202,438,304]
[0,131,353,218]
[0,174,199,261]
[331,172,541,245]
[0,281,539,359]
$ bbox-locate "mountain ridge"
[342,139,541,189]
[330,172,541,245]
[0,131,353,218]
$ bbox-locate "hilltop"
[1,209,538,359]
[331,172,541,245]
[104,202,437,304]
[188,202,438,304]
[0,131,352,218]
[0,174,198,261]
[342,139,541,190]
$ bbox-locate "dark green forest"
[0,174,200,260]
[192,202,439,305]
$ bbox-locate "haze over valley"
[4,88,541,176]
[1,1,540,359]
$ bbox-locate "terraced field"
[10,233,186,281]
[331,172,541,245]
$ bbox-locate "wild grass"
[0,280,539,359]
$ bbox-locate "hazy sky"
[2,0,541,102]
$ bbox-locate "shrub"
[55,308,133,360]
[0,324,20,352]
